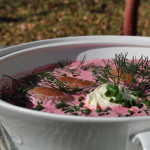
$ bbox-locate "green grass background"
[0,0,150,45]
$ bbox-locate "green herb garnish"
[55,101,91,116]
[128,110,134,115]
[55,101,67,109]
[99,113,105,116]
[109,98,114,102]
[136,103,143,108]
[78,96,84,101]
[93,53,150,99]
[83,109,91,115]
[34,102,44,111]
[115,94,122,103]
[79,102,84,107]
[38,72,82,94]
[103,107,111,112]
[96,108,102,113]
[61,73,67,77]
[105,84,119,97]
[129,99,136,106]
[121,100,132,108]
[141,99,150,108]
[56,58,71,68]
[84,90,90,94]
[131,90,143,97]
[144,110,149,116]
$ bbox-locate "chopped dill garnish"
[34,102,44,111]
[78,96,84,101]
[79,102,84,107]
[103,107,111,112]
[55,101,91,116]
[128,110,134,115]
[96,108,102,113]
[83,109,91,115]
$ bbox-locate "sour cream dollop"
[86,83,137,109]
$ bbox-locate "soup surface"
[1,53,150,117]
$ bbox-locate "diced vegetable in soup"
[1,53,150,117]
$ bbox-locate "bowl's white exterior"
[0,36,150,150]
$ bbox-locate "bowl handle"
[132,131,150,150]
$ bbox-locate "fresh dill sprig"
[55,56,86,76]
[65,55,87,76]
[93,53,150,98]
[56,58,71,68]
[17,73,41,87]
[38,72,82,94]
[78,55,86,68]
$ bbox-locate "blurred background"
[0,0,149,46]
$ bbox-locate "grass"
[0,0,149,45]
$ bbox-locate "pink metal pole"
[123,0,140,35]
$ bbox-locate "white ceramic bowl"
[0,36,150,150]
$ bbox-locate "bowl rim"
[1,35,150,57]
[0,35,150,123]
